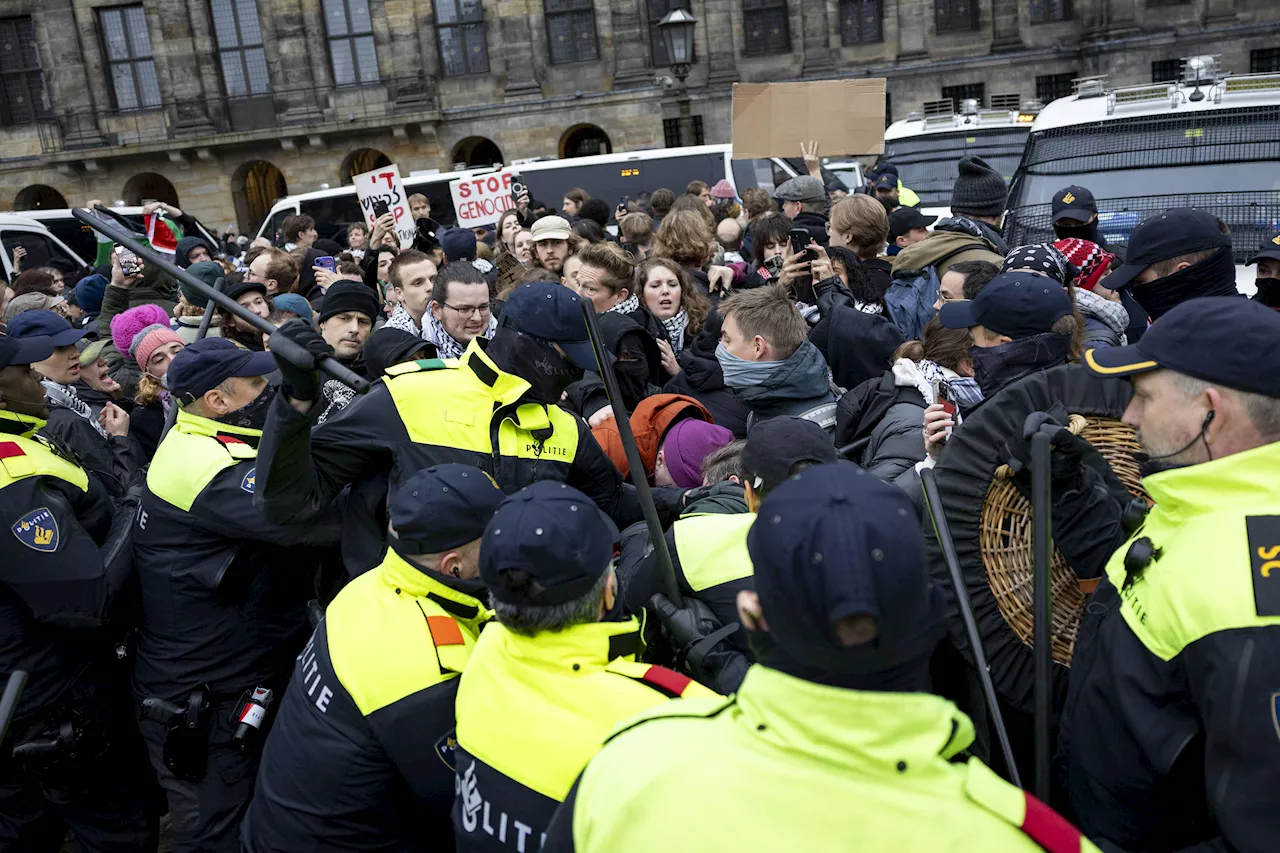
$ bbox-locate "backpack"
[884,243,987,341]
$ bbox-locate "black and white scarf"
[424,307,497,360]
[42,379,107,438]
[661,309,688,355]
[607,293,640,316]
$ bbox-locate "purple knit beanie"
[111,303,172,358]
[661,418,734,489]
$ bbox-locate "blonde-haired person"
[636,257,709,377]
[828,195,892,296]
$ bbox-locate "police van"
[253,145,848,246]
[1004,56,1280,294]
[0,213,89,279]
[21,207,221,267]
[878,95,1038,218]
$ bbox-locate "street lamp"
[658,9,697,147]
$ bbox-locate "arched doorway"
[231,160,288,235]
[559,125,611,159]
[451,137,504,169]
[122,173,179,207]
[13,185,68,210]
[339,148,392,184]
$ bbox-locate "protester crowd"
[2,136,1279,853]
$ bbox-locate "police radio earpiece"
[1135,410,1216,465]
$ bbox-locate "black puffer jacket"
[835,364,927,498]
[40,392,139,499]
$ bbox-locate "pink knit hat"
[661,418,734,489]
[710,179,736,200]
[130,324,184,372]
[111,303,171,358]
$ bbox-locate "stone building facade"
[0,0,1277,233]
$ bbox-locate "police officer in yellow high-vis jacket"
[257,283,651,576]
[132,338,342,853]
[0,334,158,852]
[1056,297,1280,853]
[243,464,505,852]
[640,418,836,693]
[544,463,1099,853]
[452,482,715,853]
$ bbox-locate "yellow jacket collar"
[490,618,644,673]
[174,407,263,440]
[0,410,44,436]
[735,666,975,770]
[463,338,532,408]
[1143,441,1280,521]
[379,548,488,613]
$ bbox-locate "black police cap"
[740,417,837,490]
[1084,295,1280,398]
[1105,208,1231,290]
[1051,185,1098,223]
[389,464,505,555]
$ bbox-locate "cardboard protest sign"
[353,164,416,249]
[450,171,516,229]
[731,79,886,159]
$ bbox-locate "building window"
[935,0,978,33]
[1030,0,1071,23]
[437,0,488,76]
[1252,48,1280,74]
[663,116,704,147]
[545,0,599,65]
[743,0,790,56]
[942,82,984,111]
[649,0,694,67]
[210,0,269,98]
[323,0,379,86]
[1151,58,1181,83]
[1035,72,1076,103]
[98,6,161,111]
[839,0,882,44]
[0,17,47,125]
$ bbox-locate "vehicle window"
[301,195,366,244]
[39,216,99,265]
[1,230,85,272]
[879,128,1029,207]
[259,206,297,246]
[732,158,781,193]
[403,180,460,228]
[521,154,727,217]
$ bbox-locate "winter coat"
[1074,287,1129,349]
[835,360,928,498]
[663,316,751,438]
[42,399,139,499]
[890,228,1003,280]
[733,340,838,436]
[591,394,712,482]
[809,298,905,393]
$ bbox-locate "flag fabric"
[145,213,179,255]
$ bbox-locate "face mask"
[1129,247,1238,320]
[1253,278,1280,311]
[217,382,274,431]
[487,330,584,404]
[1054,221,1100,242]
[715,342,785,389]
[613,352,650,412]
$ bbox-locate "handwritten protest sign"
[353,164,415,249]
[450,171,516,229]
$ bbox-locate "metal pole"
[580,299,683,607]
[73,207,368,395]
[921,467,1022,789]
[677,77,695,147]
[0,671,27,745]
[1031,430,1054,802]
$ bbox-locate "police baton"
[579,299,683,607]
[1030,430,1054,802]
[921,467,1022,788]
[0,671,27,744]
[72,207,369,396]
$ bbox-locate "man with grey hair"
[451,482,714,853]
[1026,296,1280,852]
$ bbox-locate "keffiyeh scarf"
[424,308,497,360]
[662,309,688,355]
[607,293,640,316]
[42,379,107,438]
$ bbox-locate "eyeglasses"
[441,302,491,318]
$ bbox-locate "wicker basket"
[980,416,1148,666]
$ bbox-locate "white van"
[254,145,856,245]
[253,167,500,246]
[0,214,90,280]
[22,207,222,267]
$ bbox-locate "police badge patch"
[12,507,58,552]
[435,730,458,770]
[241,468,256,494]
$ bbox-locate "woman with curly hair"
[636,257,709,377]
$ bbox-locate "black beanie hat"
[319,280,379,324]
[950,156,1009,218]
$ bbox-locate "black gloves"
[649,593,744,691]
[1001,403,1088,487]
[269,319,332,403]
